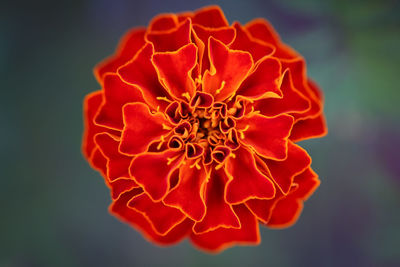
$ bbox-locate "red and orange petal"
[83,5,326,253]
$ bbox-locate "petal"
[291,167,321,200]
[152,43,197,100]
[148,14,179,32]
[236,114,294,160]
[119,103,170,155]
[129,149,184,201]
[193,167,240,234]
[254,69,310,117]
[82,91,119,158]
[236,56,282,99]
[163,160,208,221]
[244,19,299,59]
[259,141,311,194]
[89,148,107,178]
[290,114,328,142]
[192,24,235,73]
[190,205,260,253]
[128,192,186,235]
[192,5,229,28]
[226,146,275,204]
[95,73,145,131]
[110,189,193,245]
[94,28,146,83]
[230,23,275,63]
[118,43,171,111]
[267,167,320,228]
[108,178,139,200]
[146,19,191,52]
[245,197,281,224]
[94,132,133,181]
[244,19,281,46]
[281,59,321,120]
[203,37,253,102]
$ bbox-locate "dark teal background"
[1,0,399,266]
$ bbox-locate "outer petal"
[203,37,253,102]
[89,148,108,178]
[128,192,186,235]
[254,69,310,116]
[192,5,229,28]
[119,103,171,155]
[108,178,139,200]
[152,43,197,100]
[146,19,191,52]
[267,167,320,228]
[94,28,146,83]
[281,59,321,120]
[245,197,281,224]
[258,141,311,194]
[163,160,207,221]
[95,73,145,131]
[289,80,328,141]
[129,149,184,201]
[193,167,240,234]
[236,56,282,99]
[236,114,294,160]
[190,205,260,253]
[82,91,119,158]
[94,132,133,181]
[230,23,275,63]
[148,14,179,32]
[226,146,275,204]
[110,189,193,245]
[244,19,298,59]
[118,43,171,111]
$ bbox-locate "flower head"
[82,5,327,252]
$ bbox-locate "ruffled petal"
[82,91,120,158]
[190,204,260,253]
[192,5,229,28]
[245,197,280,224]
[225,146,275,204]
[148,14,179,32]
[94,132,133,181]
[89,148,108,178]
[119,103,171,155]
[236,113,294,160]
[108,178,139,200]
[290,114,328,142]
[259,141,311,194]
[118,43,171,111]
[146,19,191,52]
[95,73,145,131]
[192,24,235,73]
[230,23,275,63]
[236,56,282,99]
[110,189,193,245]
[203,37,253,101]
[244,19,298,59]
[254,69,310,117]
[281,59,321,120]
[152,43,197,100]
[267,167,320,228]
[193,167,240,234]
[128,192,186,235]
[94,28,146,83]
[129,149,184,201]
[163,159,207,221]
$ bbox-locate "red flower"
[82,5,327,253]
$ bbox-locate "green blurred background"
[1,0,399,266]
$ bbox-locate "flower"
[82,5,327,253]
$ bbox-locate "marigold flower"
[82,5,327,252]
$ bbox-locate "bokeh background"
[1,0,399,266]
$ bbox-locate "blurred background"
[1,0,399,266]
